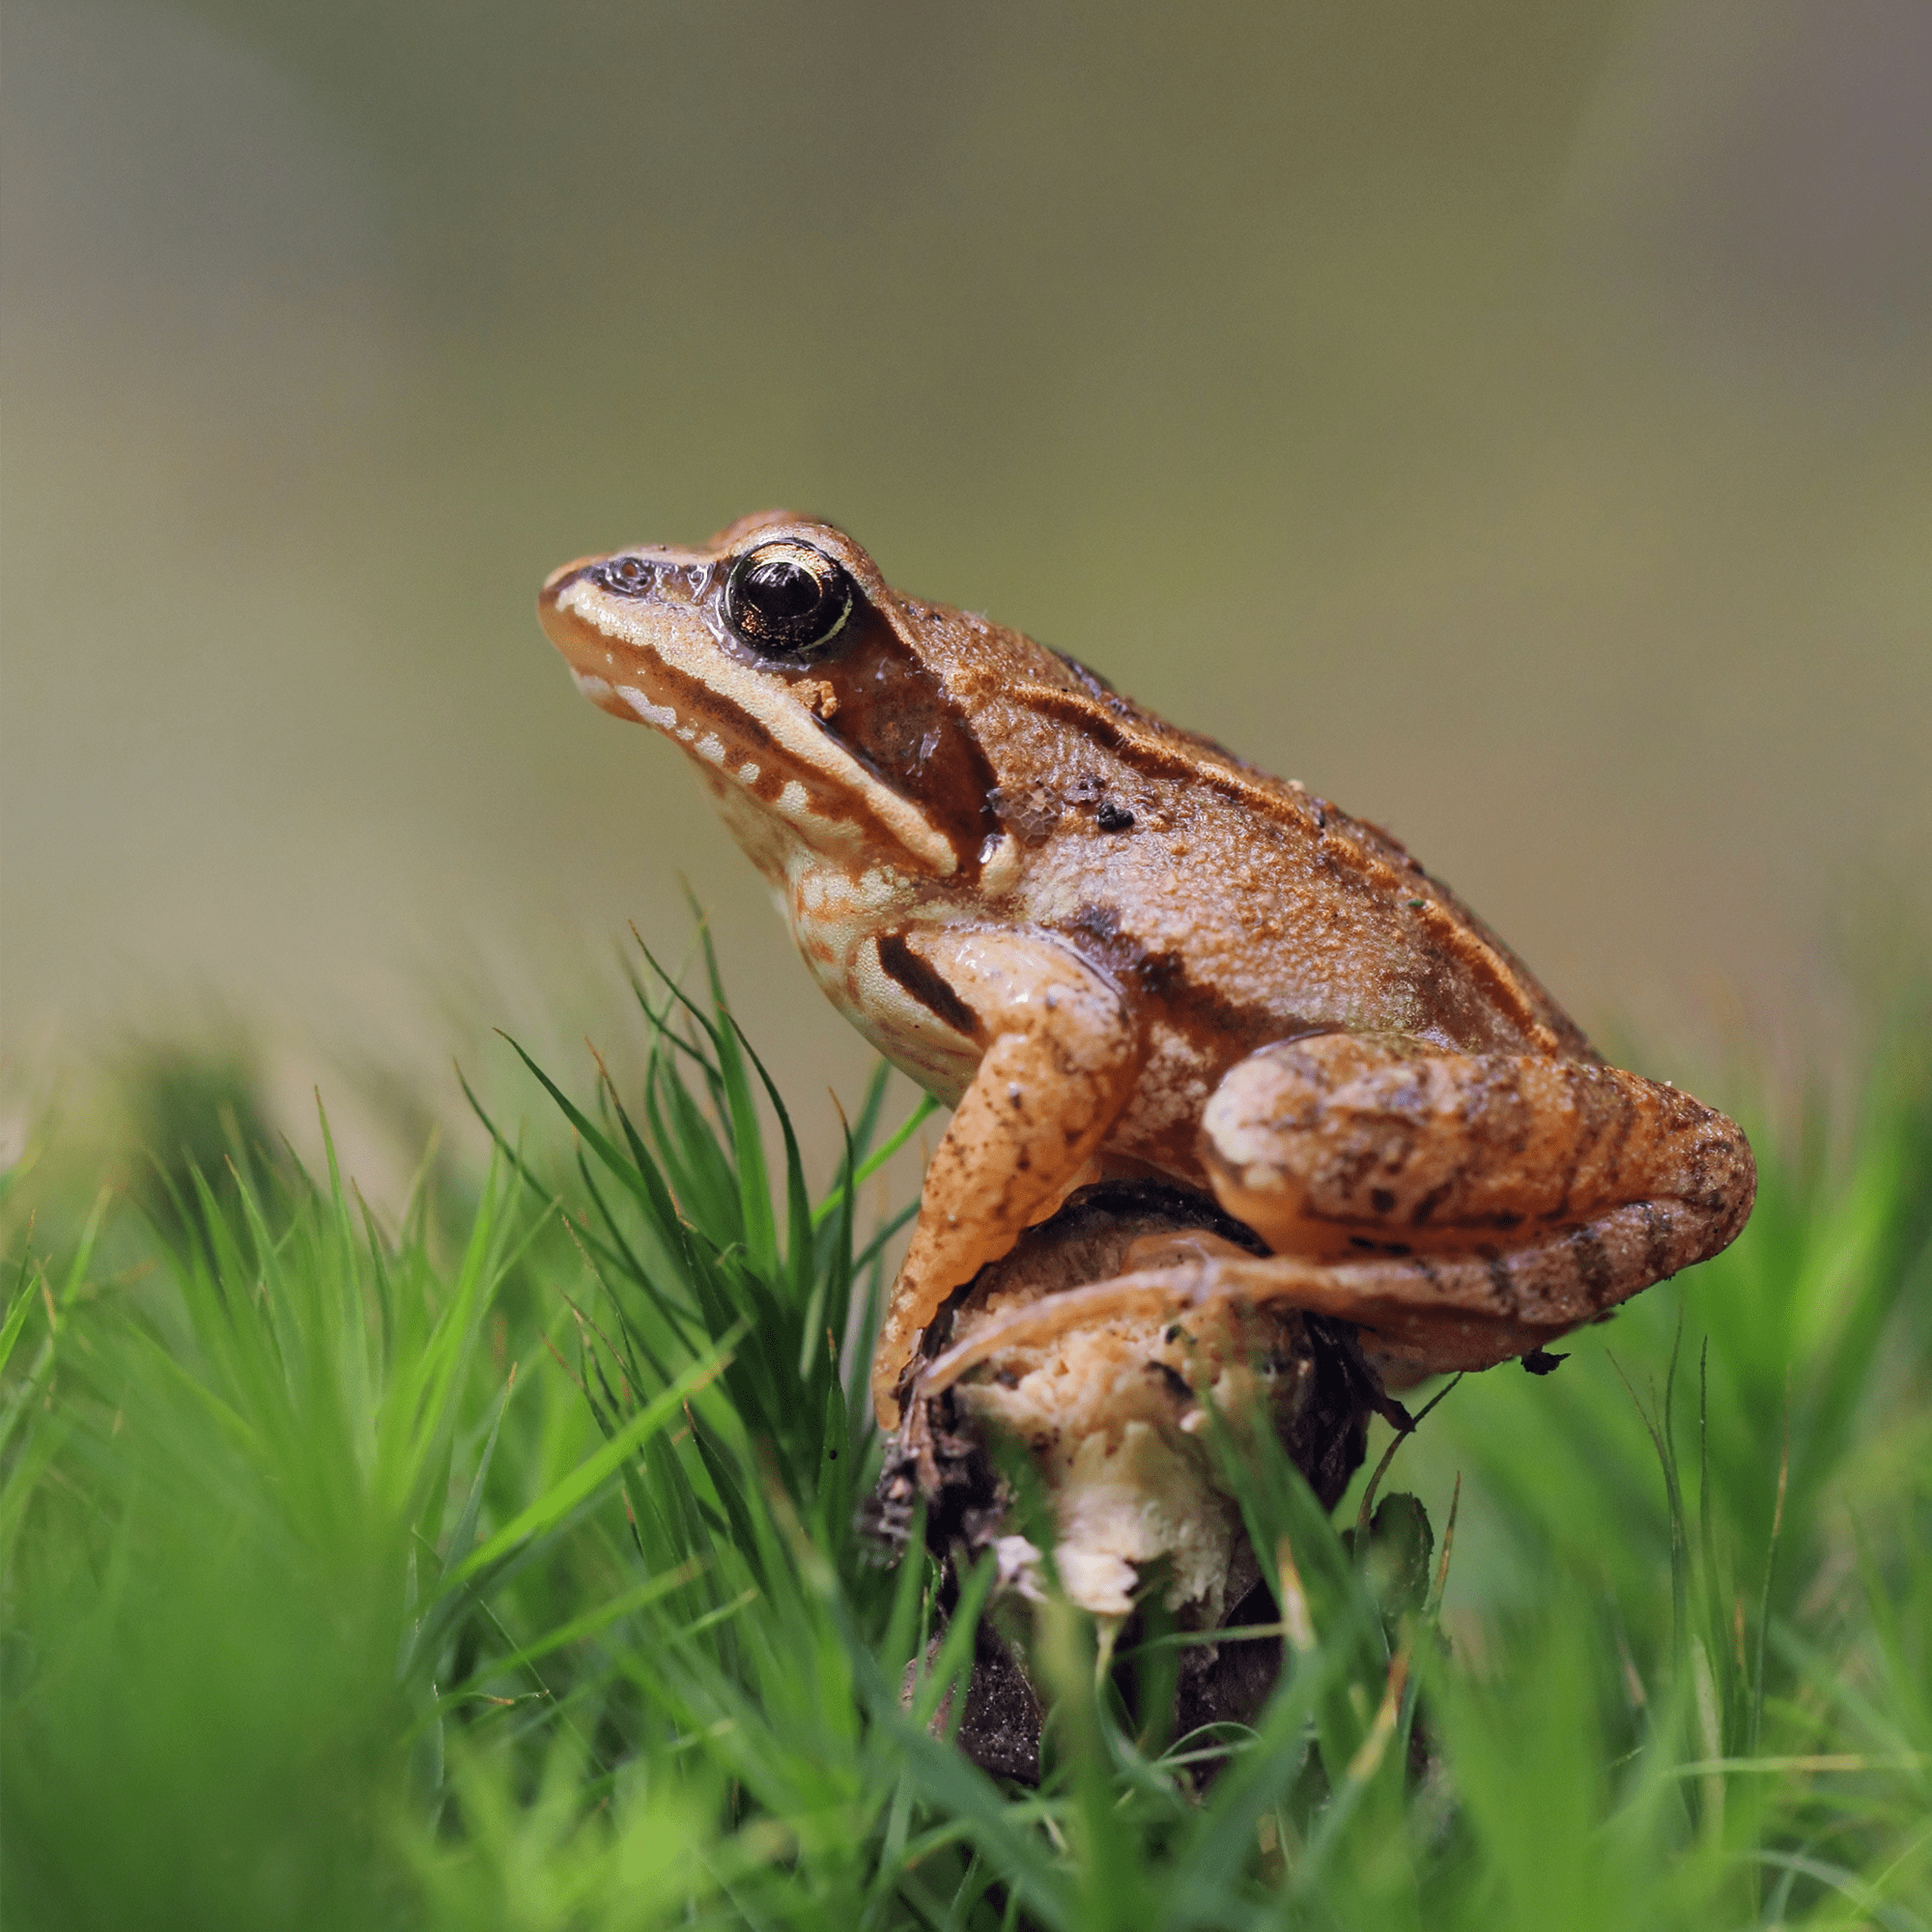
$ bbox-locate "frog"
[538,513,1756,1430]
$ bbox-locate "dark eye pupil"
[746,558,817,616]
[724,541,853,656]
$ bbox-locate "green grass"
[3,947,1929,1931]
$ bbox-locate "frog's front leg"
[868,928,1142,1427]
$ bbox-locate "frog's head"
[539,512,1001,881]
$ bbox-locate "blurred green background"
[5,0,1929,1150]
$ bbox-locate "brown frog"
[538,514,1755,1429]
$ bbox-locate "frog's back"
[960,639,1596,1067]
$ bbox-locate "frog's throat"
[547,576,959,877]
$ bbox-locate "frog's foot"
[1199,1029,1755,1289]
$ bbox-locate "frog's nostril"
[591,554,657,598]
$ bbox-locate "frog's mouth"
[538,550,962,877]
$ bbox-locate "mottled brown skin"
[538,514,1756,1425]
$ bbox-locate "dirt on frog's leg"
[868,928,1141,1429]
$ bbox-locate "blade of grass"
[444,1326,741,1589]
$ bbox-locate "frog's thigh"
[1201,1031,1751,1262]
[870,928,1141,1428]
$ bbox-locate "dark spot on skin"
[1638,1200,1673,1278]
[1409,1181,1451,1227]
[876,933,980,1039]
[1094,800,1135,833]
[1521,1349,1568,1376]
[1149,1361,1193,1403]
[1059,901,1282,1058]
[1544,1076,1610,1220]
[1597,1078,1639,1190]
[1565,1224,1617,1301]
[1485,1254,1518,1309]
[1065,898,1123,948]
[1134,950,1189,1003]
[1682,1138,1720,1210]
[1370,1187,1397,1215]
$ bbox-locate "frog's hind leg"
[905,1029,1754,1405]
[917,1037,1755,1395]
[1202,1031,1752,1273]
[914,1031,1754,1391]
[913,1207,1701,1397]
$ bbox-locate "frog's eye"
[724,540,854,657]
